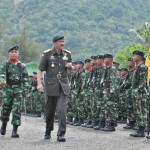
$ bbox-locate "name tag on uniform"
[50,55,55,60]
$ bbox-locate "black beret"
[33,72,37,75]
[77,60,84,65]
[29,75,33,78]
[84,59,91,63]
[104,54,113,58]
[121,68,128,72]
[133,50,145,58]
[52,35,64,42]
[8,45,19,52]
[113,62,120,65]
[96,55,104,59]
[72,61,77,65]
[90,56,97,60]
[128,58,133,61]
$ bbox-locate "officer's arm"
[37,69,43,92]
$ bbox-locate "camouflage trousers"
[125,89,136,121]
[132,89,148,127]
[32,91,43,113]
[0,86,23,126]
[103,92,117,121]
[118,91,127,119]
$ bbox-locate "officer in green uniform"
[37,35,73,142]
[0,45,29,138]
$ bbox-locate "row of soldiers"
[21,72,45,118]
[66,50,149,138]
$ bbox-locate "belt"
[7,81,21,86]
[47,74,67,80]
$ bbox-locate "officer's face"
[113,64,119,70]
[8,50,19,60]
[54,39,65,50]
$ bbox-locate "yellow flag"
[145,48,150,86]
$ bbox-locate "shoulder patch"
[63,49,71,54]
[44,49,52,53]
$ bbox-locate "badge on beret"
[63,53,68,61]
[51,62,55,68]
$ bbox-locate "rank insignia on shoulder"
[44,49,52,53]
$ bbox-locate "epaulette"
[44,49,52,53]
[63,49,71,54]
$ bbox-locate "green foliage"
[114,44,146,68]
[1,0,150,61]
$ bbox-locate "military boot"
[66,117,73,124]
[130,126,145,137]
[0,122,7,135]
[11,125,19,138]
[103,121,115,132]
[73,118,83,126]
[44,130,51,139]
[123,121,136,129]
[81,120,88,127]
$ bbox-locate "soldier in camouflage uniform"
[130,50,148,137]
[123,58,136,129]
[86,56,97,128]
[94,55,106,130]
[101,54,119,131]
[117,68,128,124]
[80,59,92,127]
[66,62,77,124]
[73,61,85,126]
[0,45,29,138]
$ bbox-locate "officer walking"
[37,35,73,142]
[0,45,29,138]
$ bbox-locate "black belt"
[47,74,67,80]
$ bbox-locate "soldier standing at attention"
[0,45,29,138]
[130,50,148,137]
[37,35,73,142]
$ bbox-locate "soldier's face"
[85,62,91,69]
[104,58,112,65]
[90,59,96,66]
[54,40,65,50]
[96,59,104,65]
[128,61,135,67]
[8,50,19,60]
[121,71,127,76]
[132,54,141,62]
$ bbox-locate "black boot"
[103,121,115,132]
[73,118,83,126]
[87,121,98,128]
[11,125,19,138]
[57,133,66,142]
[81,120,88,127]
[123,121,135,129]
[66,117,73,124]
[44,130,51,139]
[0,122,7,135]
[130,126,145,137]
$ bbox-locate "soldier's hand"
[37,83,44,92]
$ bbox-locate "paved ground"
[0,116,150,150]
